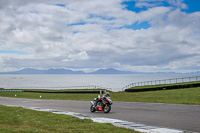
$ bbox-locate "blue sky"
[123,0,200,13]
[0,50,27,55]
[183,0,200,13]
[0,0,200,73]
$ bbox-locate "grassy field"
[112,87,200,104]
[0,87,200,105]
[0,105,138,133]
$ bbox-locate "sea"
[0,74,200,92]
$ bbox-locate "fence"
[47,85,104,90]
[0,90,24,92]
[122,76,200,91]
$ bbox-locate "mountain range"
[0,68,135,74]
[0,68,199,74]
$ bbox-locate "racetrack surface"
[0,97,199,132]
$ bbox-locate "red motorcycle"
[90,94,113,113]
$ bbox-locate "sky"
[0,0,200,73]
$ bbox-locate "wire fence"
[122,76,200,91]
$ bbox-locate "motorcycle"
[90,95,113,113]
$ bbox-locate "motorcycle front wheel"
[90,105,96,112]
[104,104,111,113]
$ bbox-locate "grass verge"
[0,105,138,133]
[112,87,200,104]
[0,87,200,105]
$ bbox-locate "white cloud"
[167,0,188,9]
[62,51,89,62]
[135,2,160,8]
[0,0,200,73]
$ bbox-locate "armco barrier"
[24,90,105,94]
[122,76,200,91]
[125,83,200,92]
[0,90,24,92]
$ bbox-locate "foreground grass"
[0,105,138,133]
[0,87,200,105]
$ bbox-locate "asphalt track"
[0,97,199,132]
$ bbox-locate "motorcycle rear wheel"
[104,104,111,113]
[90,105,96,112]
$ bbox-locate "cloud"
[0,0,200,73]
[62,51,89,62]
[167,0,188,9]
[135,1,161,8]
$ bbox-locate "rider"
[102,92,110,98]
[100,92,110,104]
[96,92,110,106]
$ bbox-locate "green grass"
[0,91,99,100]
[0,105,138,133]
[0,87,200,105]
[112,87,200,105]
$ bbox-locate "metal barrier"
[0,90,24,92]
[6,85,107,90]
[122,76,200,91]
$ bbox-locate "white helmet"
[105,92,110,97]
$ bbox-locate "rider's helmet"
[105,92,110,97]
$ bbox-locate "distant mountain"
[46,68,85,74]
[195,71,200,74]
[88,68,135,74]
[0,68,85,74]
[0,68,135,74]
[11,68,45,74]
[187,71,200,74]
[1,68,198,75]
